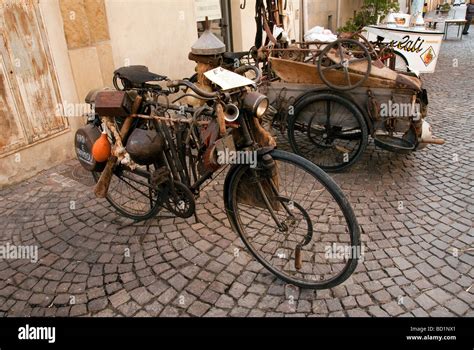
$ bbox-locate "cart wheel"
[317,39,372,91]
[288,93,368,172]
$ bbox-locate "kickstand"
[194,211,200,224]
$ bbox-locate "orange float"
[92,130,111,163]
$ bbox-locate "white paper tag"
[204,67,256,90]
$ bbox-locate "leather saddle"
[114,65,167,88]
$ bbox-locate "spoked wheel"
[92,164,162,221]
[224,149,361,289]
[317,39,372,91]
[288,93,368,172]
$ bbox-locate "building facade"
[0,0,402,186]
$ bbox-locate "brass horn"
[223,103,240,122]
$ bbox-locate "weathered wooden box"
[94,91,133,117]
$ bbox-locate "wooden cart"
[256,38,445,172]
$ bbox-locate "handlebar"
[234,65,262,84]
[166,65,262,99]
[167,79,219,98]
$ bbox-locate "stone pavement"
[0,30,472,317]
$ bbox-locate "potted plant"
[338,0,400,33]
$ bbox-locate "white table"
[443,19,467,39]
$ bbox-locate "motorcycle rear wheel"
[92,164,162,221]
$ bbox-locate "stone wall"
[305,0,364,32]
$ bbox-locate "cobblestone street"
[0,30,472,318]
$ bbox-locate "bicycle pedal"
[295,245,302,270]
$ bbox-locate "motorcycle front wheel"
[224,149,360,289]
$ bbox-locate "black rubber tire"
[92,168,161,222]
[288,92,368,172]
[224,149,360,289]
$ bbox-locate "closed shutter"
[0,0,68,156]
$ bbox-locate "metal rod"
[130,114,210,126]
[190,170,214,192]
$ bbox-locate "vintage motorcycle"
[74,64,361,289]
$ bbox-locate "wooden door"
[0,0,68,156]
